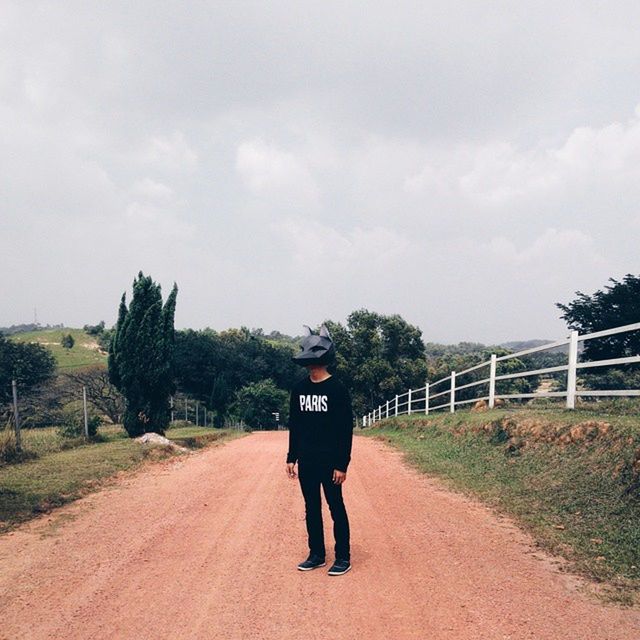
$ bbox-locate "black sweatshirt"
[286,376,354,472]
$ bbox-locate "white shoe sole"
[328,564,352,576]
[297,562,326,571]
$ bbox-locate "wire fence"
[362,321,640,426]
[2,380,235,453]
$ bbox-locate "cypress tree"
[108,272,178,437]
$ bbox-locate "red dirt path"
[1,432,639,639]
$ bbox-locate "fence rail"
[362,321,640,427]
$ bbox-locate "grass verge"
[0,426,244,533]
[362,407,640,605]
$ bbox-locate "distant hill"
[500,339,576,355]
[10,328,107,370]
[425,338,569,360]
[499,339,554,352]
[0,323,64,336]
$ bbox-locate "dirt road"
[1,432,638,639]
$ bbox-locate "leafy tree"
[428,347,539,404]
[323,309,428,417]
[97,327,114,352]
[231,379,289,430]
[173,327,299,422]
[61,333,75,349]
[83,321,105,336]
[557,274,640,360]
[557,274,640,390]
[0,335,56,405]
[108,272,178,437]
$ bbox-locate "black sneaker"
[327,559,351,576]
[297,554,326,571]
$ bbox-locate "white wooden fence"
[363,321,640,426]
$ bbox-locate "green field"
[363,406,640,604]
[0,425,244,532]
[11,328,107,370]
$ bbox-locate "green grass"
[363,407,640,603]
[11,328,107,370]
[0,425,243,532]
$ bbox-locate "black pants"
[298,456,350,561]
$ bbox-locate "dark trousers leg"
[298,459,325,558]
[298,458,350,561]
[322,473,350,561]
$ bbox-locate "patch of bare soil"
[0,432,638,639]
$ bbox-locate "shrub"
[56,409,101,439]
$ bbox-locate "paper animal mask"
[292,324,336,366]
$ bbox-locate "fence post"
[566,330,579,409]
[425,383,429,415]
[170,396,174,423]
[11,379,21,452]
[488,354,497,409]
[394,395,398,417]
[185,399,188,422]
[196,401,199,426]
[82,386,89,439]
[408,388,412,415]
[450,372,456,413]
[386,400,389,418]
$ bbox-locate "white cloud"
[277,217,409,274]
[405,105,640,211]
[484,228,598,264]
[139,131,198,171]
[2,2,640,342]
[124,201,193,240]
[236,139,319,204]
[131,178,174,199]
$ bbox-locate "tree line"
[2,272,639,434]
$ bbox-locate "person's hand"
[332,469,347,485]
[286,462,297,479]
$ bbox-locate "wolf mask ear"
[302,325,313,337]
[319,325,331,339]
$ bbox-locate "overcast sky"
[2,1,639,343]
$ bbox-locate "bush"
[231,379,288,430]
[56,409,101,439]
[83,321,105,336]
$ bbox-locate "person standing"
[286,325,354,576]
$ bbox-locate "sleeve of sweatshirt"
[286,389,299,464]
[334,386,354,473]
